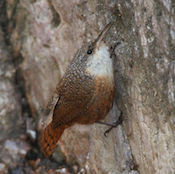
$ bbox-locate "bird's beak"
[94,22,113,46]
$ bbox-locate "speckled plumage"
[40,23,115,157]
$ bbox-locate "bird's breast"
[85,44,113,79]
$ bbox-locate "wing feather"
[52,73,95,129]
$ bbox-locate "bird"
[40,23,115,157]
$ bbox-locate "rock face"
[0,28,22,141]
[0,0,175,173]
[0,25,29,173]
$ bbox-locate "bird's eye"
[87,49,92,54]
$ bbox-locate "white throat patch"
[86,44,113,78]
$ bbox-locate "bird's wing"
[52,73,95,129]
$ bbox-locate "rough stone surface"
[0,28,22,140]
[0,2,33,172]
[0,25,26,169]
[0,0,174,174]
[114,1,175,174]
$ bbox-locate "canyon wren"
[40,23,116,157]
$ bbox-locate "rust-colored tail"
[40,122,65,157]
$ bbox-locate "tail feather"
[40,122,65,157]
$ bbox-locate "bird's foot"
[96,112,123,137]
